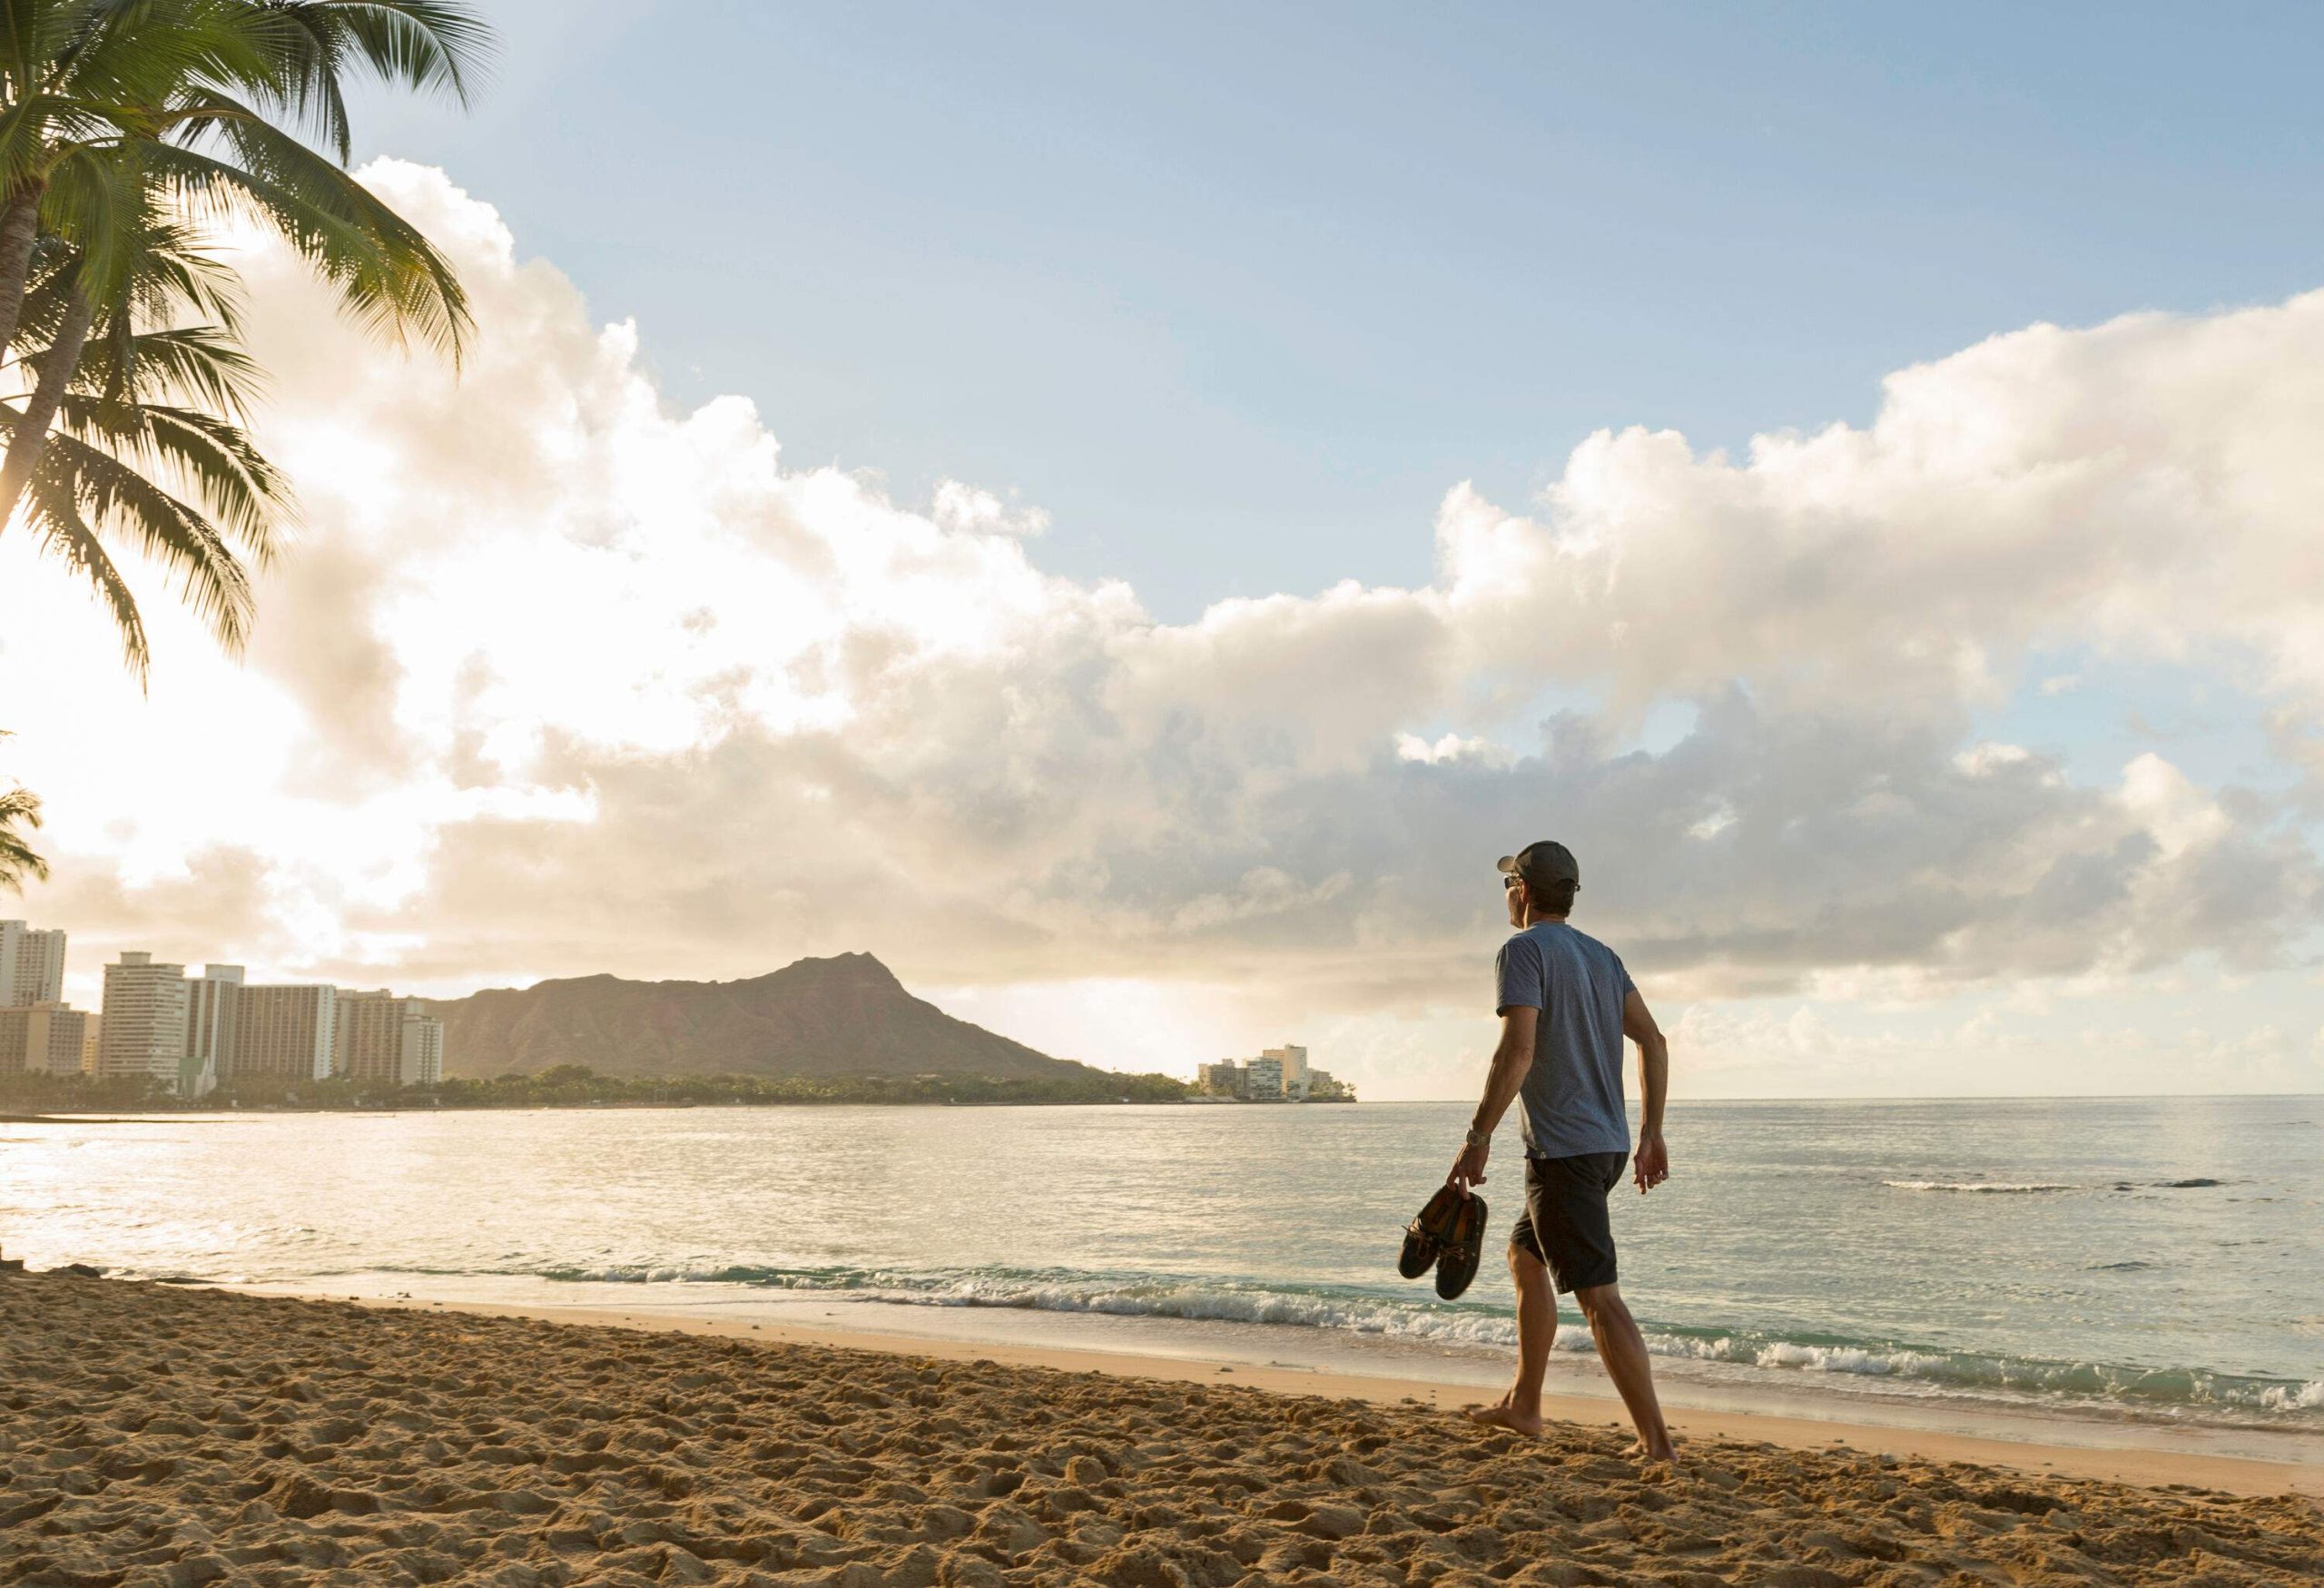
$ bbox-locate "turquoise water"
[3,1096,2318,1436]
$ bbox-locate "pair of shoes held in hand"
[1399,1183,1487,1299]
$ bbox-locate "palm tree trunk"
[0,282,91,520]
[0,187,44,363]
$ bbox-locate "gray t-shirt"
[1493,922,1636,1159]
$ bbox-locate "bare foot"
[1463,1391,1543,1437]
[1625,1437,1679,1466]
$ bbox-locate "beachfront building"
[1264,1044,1310,1100]
[79,1014,100,1074]
[96,952,191,1086]
[399,1011,445,1085]
[333,989,406,1082]
[0,919,67,1007]
[232,983,338,1084]
[0,1003,89,1074]
[333,990,443,1086]
[181,965,243,1100]
[1197,1046,1354,1101]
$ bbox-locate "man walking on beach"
[1449,840,1675,1463]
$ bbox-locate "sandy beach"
[4,1272,2319,1587]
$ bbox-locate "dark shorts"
[1508,1150,1627,1294]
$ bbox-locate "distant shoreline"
[2,1060,1363,1112]
[2,1095,1365,1119]
[2,1111,158,1125]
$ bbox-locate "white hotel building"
[95,952,190,1084]
[0,918,67,1007]
[181,964,243,1099]
[399,1011,445,1086]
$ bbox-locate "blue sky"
[349,3,2324,620]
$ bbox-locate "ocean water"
[4,1096,2319,1452]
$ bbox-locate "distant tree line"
[2,1063,1192,1114]
[438,1064,1194,1108]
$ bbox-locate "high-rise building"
[182,964,243,1100]
[0,919,67,1006]
[1244,1054,1285,1099]
[1196,1059,1244,1096]
[333,988,420,1084]
[97,952,190,1087]
[231,983,337,1084]
[0,1003,88,1074]
[1263,1044,1310,1100]
[79,1013,101,1074]
[399,1011,444,1086]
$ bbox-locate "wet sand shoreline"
[343,1292,2321,1502]
[315,1282,2319,1483]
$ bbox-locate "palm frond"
[53,1,276,116]
[0,781,48,893]
[20,458,152,683]
[49,390,290,547]
[6,234,75,351]
[238,0,351,158]
[5,221,244,374]
[32,422,257,650]
[124,226,246,334]
[18,215,259,415]
[0,1,37,97]
[36,134,153,301]
[145,118,470,360]
[255,2,490,116]
[69,322,265,417]
[0,91,103,183]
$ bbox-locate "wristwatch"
[1463,1124,1492,1149]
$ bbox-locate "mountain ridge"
[425,951,1098,1083]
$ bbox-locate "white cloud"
[1394,732,1511,767]
[3,162,2320,1096]
[1951,742,2039,778]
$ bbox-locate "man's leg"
[1466,1242,1554,1435]
[1573,1282,1674,1462]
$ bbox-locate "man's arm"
[1623,985,1669,1195]
[1448,1006,1536,1191]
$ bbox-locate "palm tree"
[0,0,489,667]
[0,745,44,893]
[5,220,290,676]
[0,1,487,353]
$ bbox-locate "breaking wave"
[512,1260,2324,1424]
[1882,1180,2079,1194]
[2261,1381,2324,1412]
[1881,1179,2231,1194]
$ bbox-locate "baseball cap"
[1497,841,1580,892]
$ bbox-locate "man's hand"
[1632,1127,1669,1195]
[1449,1136,1491,1194]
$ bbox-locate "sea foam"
[2261,1381,2324,1412]
[1881,1180,2079,1193]
[512,1259,2324,1423]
